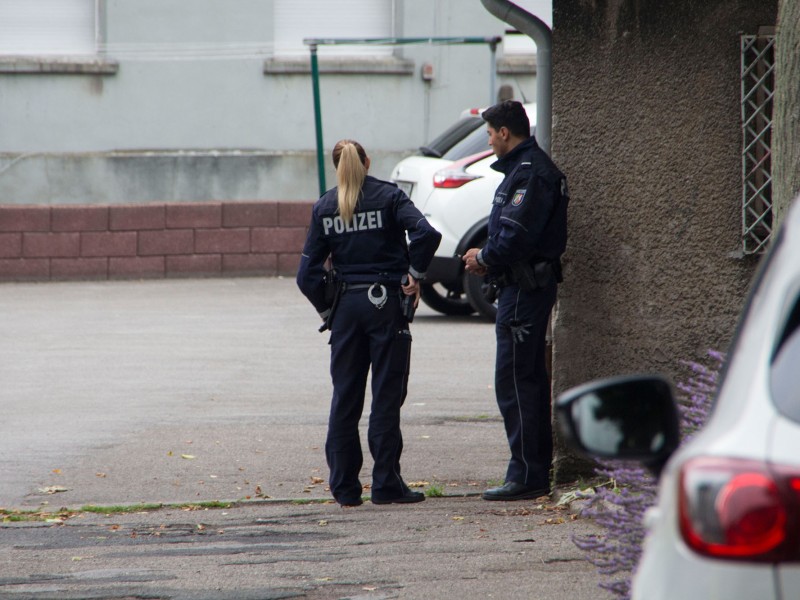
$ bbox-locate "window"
[273,0,394,59]
[502,30,536,57]
[771,295,800,422]
[741,31,775,255]
[0,0,96,56]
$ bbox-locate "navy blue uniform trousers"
[326,287,412,504]
[495,281,557,489]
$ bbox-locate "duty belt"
[342,282,401,310]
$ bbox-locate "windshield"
[419,116,483,158]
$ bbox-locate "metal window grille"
[741,34,775,255]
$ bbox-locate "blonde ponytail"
[332,139,367,224]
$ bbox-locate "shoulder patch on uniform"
[511,189,526,206]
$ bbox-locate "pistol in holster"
[509,260,558,292]
[483,280,499,304]
[319,268,342,333]
[400,274,417,323]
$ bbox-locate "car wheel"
[419,283,475,316]
[463,271,497,321]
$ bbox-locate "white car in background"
[391,105,536,320]
[556,197,800,600]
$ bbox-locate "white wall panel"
[0,0,95,55]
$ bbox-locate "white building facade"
[0,0,548,204]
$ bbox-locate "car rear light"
[432,151,492,189]
[433,169,482,189]
[678,457,800,561]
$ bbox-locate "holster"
[483,280,499,303]
[319,268,342,333]
[508,259,560,292]
[400,274,416,322]
[323,267,338,305]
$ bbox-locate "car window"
[441,125,538,161]
[419,116,483,158]
[442,125,491,160]
[771,295,800,421]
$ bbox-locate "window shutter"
[0,0,95,55]
[274,0,393,57]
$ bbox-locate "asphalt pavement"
[0,277,608,599]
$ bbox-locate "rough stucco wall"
[550,0,777,478]
[773,0,800,224]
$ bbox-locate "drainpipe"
[480,0,552,156]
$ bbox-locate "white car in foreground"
[391,105,535,320]
[557,198,800,599]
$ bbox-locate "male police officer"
[463,101,568,501]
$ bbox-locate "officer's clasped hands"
[462,248,487,276]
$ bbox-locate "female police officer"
[297,139,441,507]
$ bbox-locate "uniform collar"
[490,135,539,174]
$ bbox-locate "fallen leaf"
[318,520,328,527]
[38,486,68,495]
[95,472,107,478]
[407,481,429,488]
[310,476,324,484]
[167,451,173,456]
[363,587,377,591]
[180,454,195,460]
[255,485,263,496]
[52,469,62,475]
[197,524,206,531]
[452,516,465,521]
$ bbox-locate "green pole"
[305,35,503,195]
[310,43,326,196]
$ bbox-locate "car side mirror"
[555,375,681,477]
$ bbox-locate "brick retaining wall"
[0,202,313,282]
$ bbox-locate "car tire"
[463,271,497,321]
[419,283,475,316]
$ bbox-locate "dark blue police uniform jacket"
[297,175,441,314]
[478,135,567,272]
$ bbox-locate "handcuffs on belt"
[367,283,388,309]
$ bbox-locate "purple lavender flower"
[572,351,724,599]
